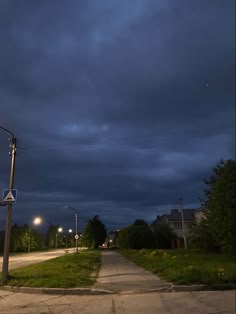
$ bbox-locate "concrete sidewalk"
[93,250,171,293]
[0,289,235,314]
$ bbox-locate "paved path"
[93,250,171,293]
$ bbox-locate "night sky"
[0,1,235,233]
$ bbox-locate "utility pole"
[65,206,79,253]
[179,197,187,249]
[75,210,78,253]
[0,127,17,284]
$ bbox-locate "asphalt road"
[0,249,74,270]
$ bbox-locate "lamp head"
[33,217,42,225]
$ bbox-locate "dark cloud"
[0,0,235,231]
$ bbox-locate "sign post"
[1,132,17,284]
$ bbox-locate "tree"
[9,224,44,252]
[152,222,176,249]
[195,159,236,253]
[129,225,154,249]
[10,224,29,252]
[81,215,107,249]
[117,220,155,249]
[189,220,216,251]
[45,224,60,248]
[117,227,131,249]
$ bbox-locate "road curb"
[0,285,114,295]
[169,283,236,292]
[1,283,235,295]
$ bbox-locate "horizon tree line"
[0,159,235,254]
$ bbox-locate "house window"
[175,222,182,229]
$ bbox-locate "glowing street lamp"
[34,217,42,225]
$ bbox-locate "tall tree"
[81,215,106,249]
[201,159,236,253]
[45,224,60,248]
[117,220,155,249]
[117,226,131,249]
[10,224,43,252]
[152,222,176,249]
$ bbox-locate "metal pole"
[75,211,78,253]
[1,136,17,284]
[179,197,187,249]
[65,206,79,253]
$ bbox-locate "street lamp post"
[0,126,17,284]
[28,217,42,253]
[65,206,79,253]
[55,227,63,249]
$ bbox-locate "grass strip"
[120,249,236,285]
[0,250,101,288]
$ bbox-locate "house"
[151,208,198,248]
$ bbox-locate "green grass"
[0,250,101,288]
[120,249,236,285]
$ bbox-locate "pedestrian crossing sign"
[2,189,17,203]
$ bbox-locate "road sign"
[75,234,79,240]
[2,189,17,203]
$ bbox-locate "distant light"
[68,229,72,233]
[33,217,42,225]
[58,227,63,232]
[109,239,113,243]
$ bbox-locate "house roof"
[151,208,197,225]
[167,209,196,222]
